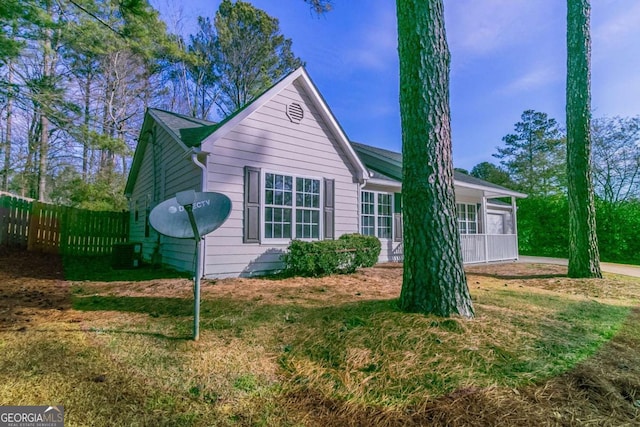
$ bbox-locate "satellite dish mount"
[150,190,232,341]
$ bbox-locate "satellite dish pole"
[176,190,203,341]
[149,189,232,341]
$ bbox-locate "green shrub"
[282,233,381,277]
[517,196,640,265]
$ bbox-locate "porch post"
[482,192,488,263]
[511,196,519,260]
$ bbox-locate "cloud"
[446,0,555,56]
[499,66,559,95]
[343,1,397,72]
[594,69,640,118]
[593,2,640,46]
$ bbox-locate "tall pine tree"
[396,0,473,317]
[566,0,601,278]
[304,0,473,317]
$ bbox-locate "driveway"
[518,256,640,278]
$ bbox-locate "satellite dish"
[149,192,232,239]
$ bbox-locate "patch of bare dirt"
[0,247,71,330]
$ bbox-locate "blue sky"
[153,0,640,170]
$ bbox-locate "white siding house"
[125,67,526,278]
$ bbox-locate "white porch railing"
[383,234,518,264]
[460,234,518,264]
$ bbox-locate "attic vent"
[286,102,304,124]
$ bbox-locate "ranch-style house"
[125,67,526,278]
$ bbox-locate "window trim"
[260,170,324,244]
[457,202,478,235]
[360,190,395,239]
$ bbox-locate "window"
[457,203,478,234]
[361,191,393,238]
[263,172,321,240]
[295,177,321,239]
[361,191,375,236]
[377,193,392,238]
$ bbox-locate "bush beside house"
[283,234,381,277]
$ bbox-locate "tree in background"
[174,1,302,120]
[1,0,302,208]
[591,116,640,204]
[0,0,181,207]
[396,0,473,318]
[185,17,220,120]
[470,162,515,188]
[210,0,303,116]
[0,0,33,62]
[566,0,601,278]
[303,0,333,13]
[494,110,565,196]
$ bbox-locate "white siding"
[202,80,360,277]
[129,124,202,273]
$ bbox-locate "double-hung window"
[360,191,393,238]
[264,172,321,241]
[295,177,321,239]
[457,203,478,234]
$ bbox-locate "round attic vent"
[286,102,304,124]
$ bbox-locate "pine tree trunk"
[37,12,52,202]
[25,112,39,198]
[38,114,49,202]
[83,76,91,181]
[37,42,51,202]
[396,0,473,318]
[101,71,112,172]
[3,60,13,191]
[566,0,602,278]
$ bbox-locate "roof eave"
[125,109,194,197]
[363,177,402,190]
[454,180,527,198]
[147,109,192,153]
[298,69,369,181]
[124,111,152,197]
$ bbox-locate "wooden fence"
[0,194,128,255]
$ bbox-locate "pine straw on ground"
[1,249,639,426]
[283,307,640,426]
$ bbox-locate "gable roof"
[124,108,211,196]
[150,109,215,147]
[126,69,525,200]
[351,141,527,198]
[198,67,369,181]
[126,67,370,197]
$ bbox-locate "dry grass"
[1,250,639,426]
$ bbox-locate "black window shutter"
[394,192,403,242]
[323,178,335,240]
[244,166,261,243]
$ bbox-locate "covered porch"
[455,182,526,264]
[460,233,518,263]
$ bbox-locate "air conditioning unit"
[111,242,143,269]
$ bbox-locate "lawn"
[1,249,639,426]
